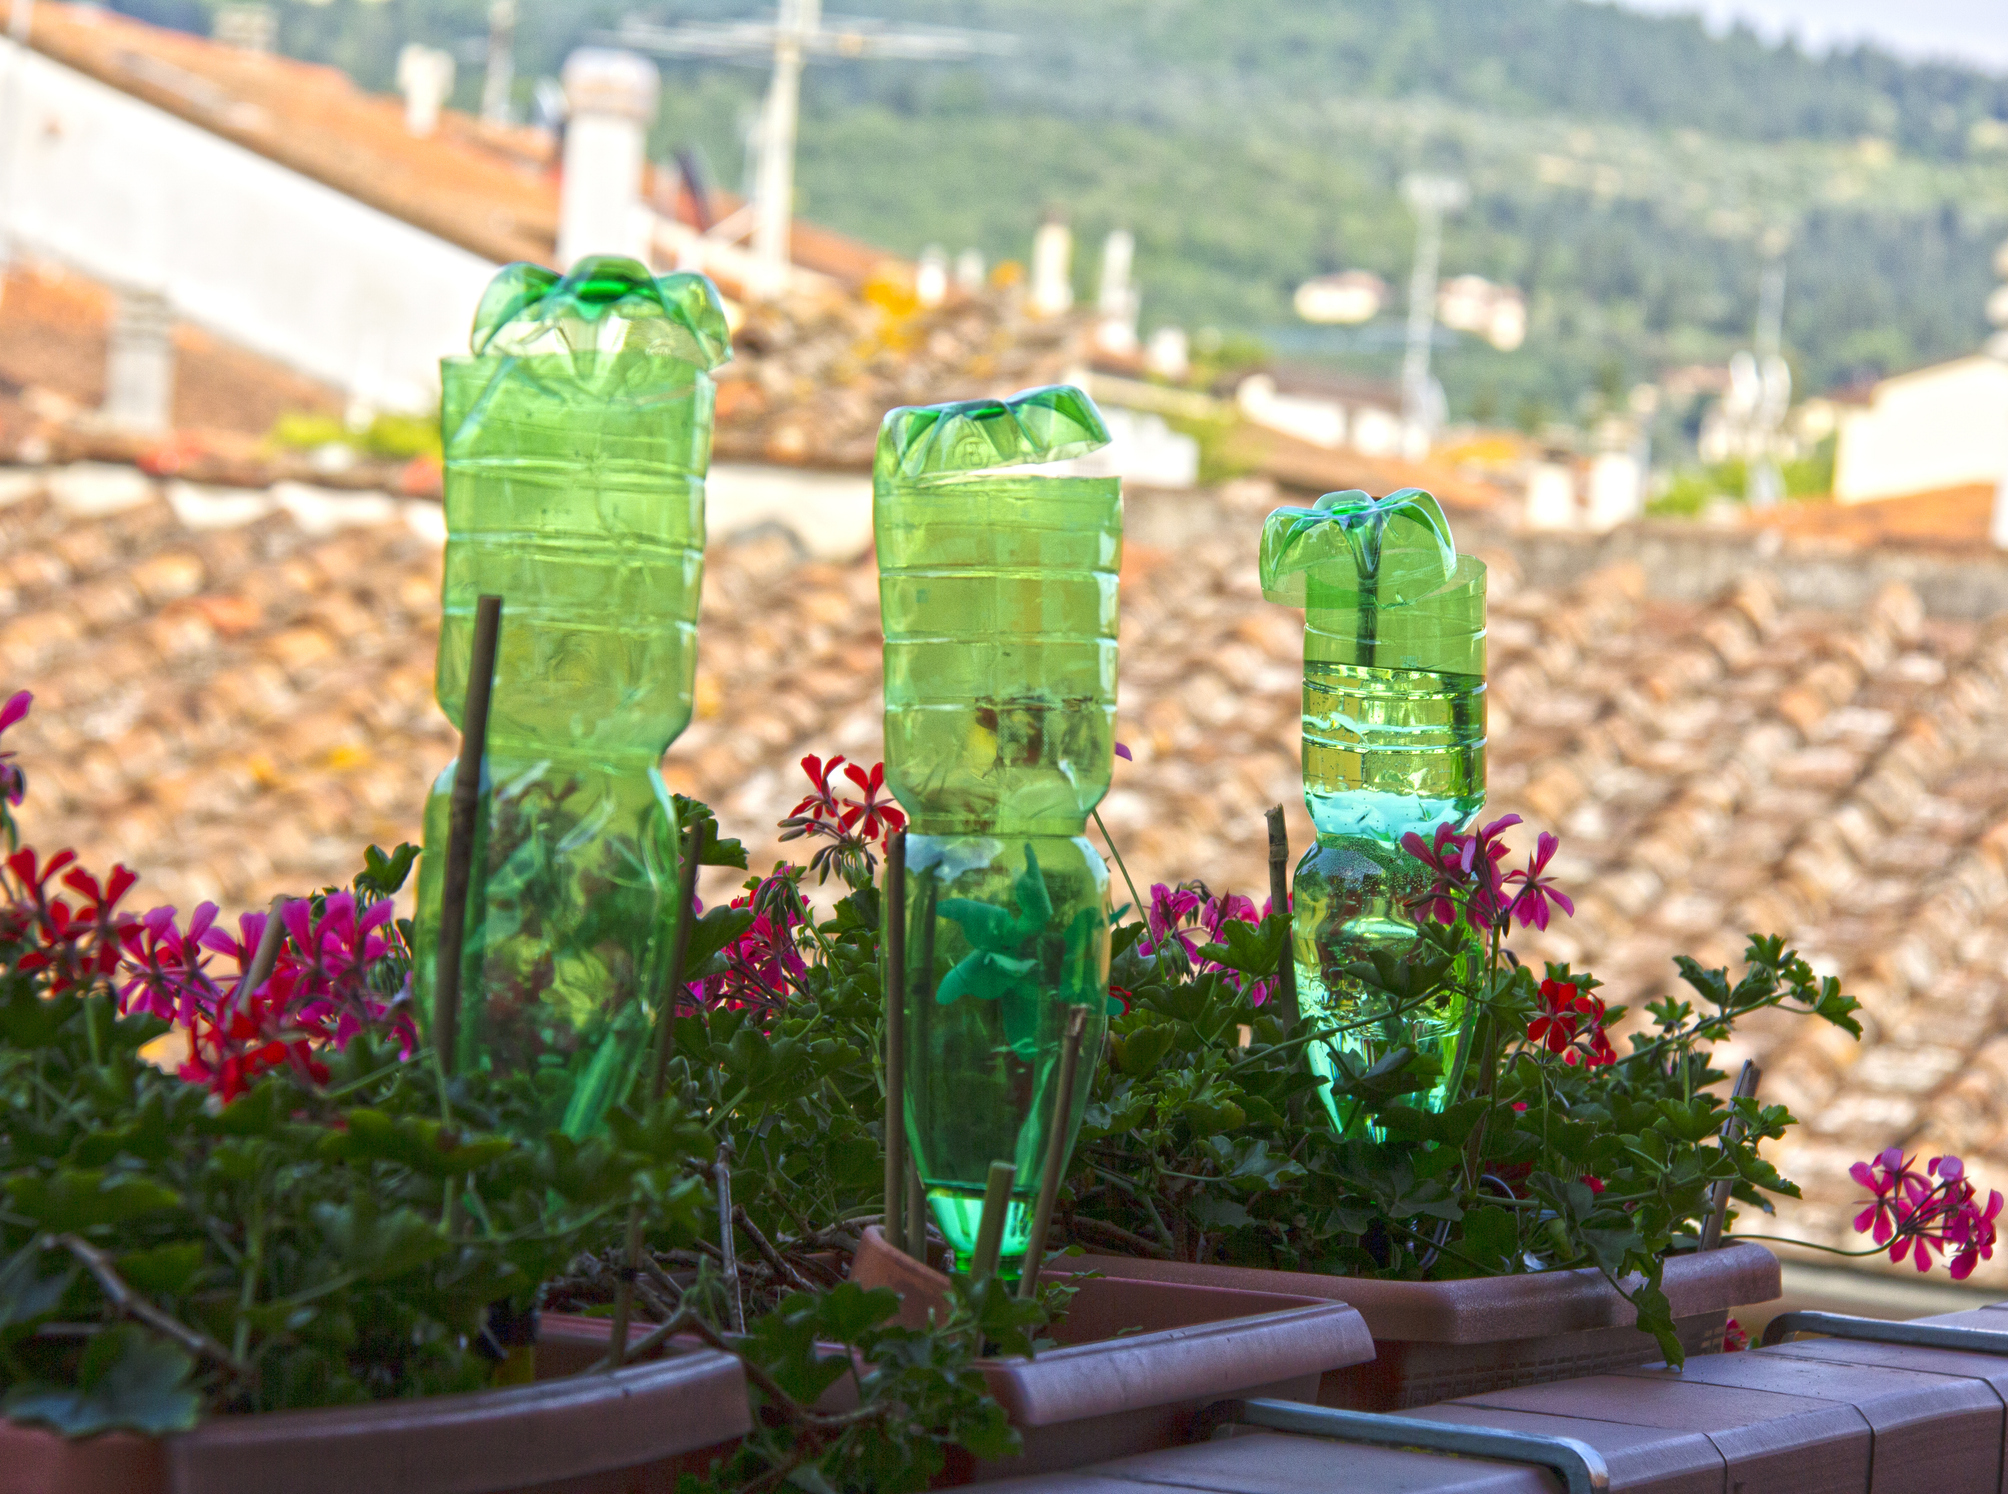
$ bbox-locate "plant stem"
[736,1204,820,1296]
[1722,1233,1918,1259]
[49,1233,249,1380]
[716,1143,745,1333]
[1093,807,1148,937]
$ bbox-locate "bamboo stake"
[433,593,503,1076]
[968,1161,1017,1283]
[649,821,704,1101]
[1264,805,1300,1026]
[883,829,909,1255]
[1018,1005,1089,1298]
[1701,1061,1761,1251]
[234,895,290,1007]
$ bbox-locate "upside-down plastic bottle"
[877,384,1119,1268]
[413,256,732,1137]
[1259,489,1487,1132]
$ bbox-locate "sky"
[1617,0,2008,72]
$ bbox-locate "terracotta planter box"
[1076,1242,1780,1409]
[848,1224,1376,1480]
[0,1340,749,1494]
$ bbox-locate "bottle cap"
[468,256,732,371]
[877,384,1110,486]
[1258,488,1458,608]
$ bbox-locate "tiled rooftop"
[0,260,341,446]
[1746,484,1997,551]
[10,472,2008,1286]
[0,248,1082,479]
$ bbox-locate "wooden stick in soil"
[609,819,702,1368]
[235,895,290,1007]
[1264,805,1300,1026]
[1018,1005,1090,1298]
[649,821,705,1100]
[715,1143,745,1333]
[433,593,503,1078]
[1700,1061,1761,1251]
[882,828,909,1256]
[969,1160,1017,1284]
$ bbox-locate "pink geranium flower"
[1505,832,1575,932]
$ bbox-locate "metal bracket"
[1213,1397,1611,1494]
[1761,1309,2008,1356]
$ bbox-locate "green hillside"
[122,0,2008,433]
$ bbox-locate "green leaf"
[4,1325,200,1436]
[1187,1195,1251,1229]
[7,1170,180,1231]
[1196,915,1287,979]
[807,1282,901,1344]
[0,1243,73,1330]
[312,1200,451,1281]
[1653,1098,1724,1144]
[1115,1024,1175,1078]
[357,843,421,898]
[0,986,81,1052]
[320,1110,514,1177]
[1179,1094,1246,1135]
[683,906,758,975]
[1461,1207,1521,1271]
[669,795,749,869]
[116,1243,207,1298]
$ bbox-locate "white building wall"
[1236,374,1345,449]
[1583,450,1645,531]
[0,38,497,412]
[1834,356,2008,504]
[1522,461,1577,530]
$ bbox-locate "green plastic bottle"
[413,257,732,1137]
[877,385,1119,1268]
[1258,489,1486,1132]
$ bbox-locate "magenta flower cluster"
[1851,1147,2003,1280]
[1403,813,1574,936]
[682,870,811,1017]
[0,692,412,1103]
[1138,881,1277,1006]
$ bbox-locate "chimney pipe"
[397,44,456,137]
[916,245,948,308]
[102,286,175,435]
[557,48,660,269]
[1095,228,1138,355]
[1030,212,1073,318]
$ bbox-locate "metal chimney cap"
[560,48,661,123]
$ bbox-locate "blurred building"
[1833,355,2008,505]
[1234,368,1407,459]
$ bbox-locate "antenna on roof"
[481,0,516,126]
[602,3,1013,298]
[1398,174,1467,459]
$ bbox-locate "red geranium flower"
[838,760,906,842]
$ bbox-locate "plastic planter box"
[1076,1243,1780,1409]
[0,1341,749,1494]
